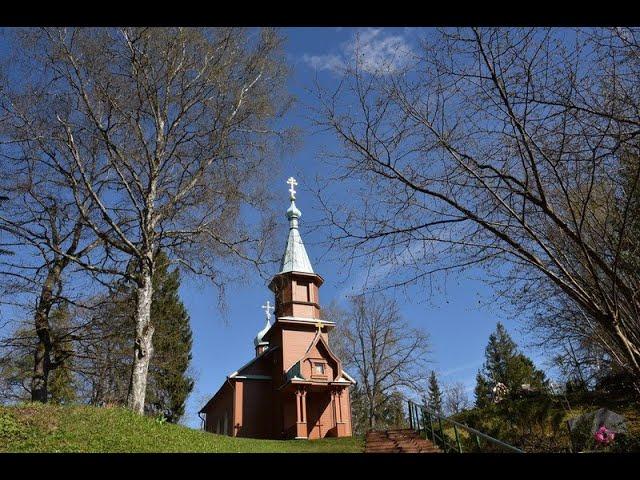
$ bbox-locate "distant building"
[199,177,355,439]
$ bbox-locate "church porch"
[284,381,350,439]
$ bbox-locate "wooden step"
[364,429,442,454]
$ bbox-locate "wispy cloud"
[302,28,414,75]
[440,360,482,378]
[335,241,428,299]
[301,53,345,72]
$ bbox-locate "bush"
[0,411,24,441]
[454,395,571,452]
[609,433,640,452]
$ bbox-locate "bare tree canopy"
[444,381,471,416]
[314,27,640,393]
[0,27,291,412]
[328,294,430,428]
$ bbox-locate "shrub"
[0,411,24,441]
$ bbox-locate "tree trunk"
[31,264,62,403]
[369,404,376,429]
[127,269,154,414]
[31,307,51,403]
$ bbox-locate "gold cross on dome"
[315,321,323,331]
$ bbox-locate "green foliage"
[0,410,23,442]
[474,323,548,407]
[48,305,77,405]
[90,252,194,421]
[349,386,407,434]
[426,371,443,413]
[457,395,570,452]
[145,253,194,423]
[609,433,640,453]
[0,331,33,403]
[378,390,407,429]
[474,372,492,408]
[568,414,595,452]
[348,386,368,435]
[0,304,77,404]
[0,404,364,453]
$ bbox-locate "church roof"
[279,219,314,274]
[254,317,271,347]
[228,345,279,379]
[279,177,314,274]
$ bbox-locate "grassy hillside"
[0,403,364,453]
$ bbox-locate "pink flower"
[594,425,615,445]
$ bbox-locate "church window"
[313,362,325,375]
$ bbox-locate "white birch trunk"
[127,269,154,414]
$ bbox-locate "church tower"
[264,178,334,372]
[200,176,354,440]
[262,177,352,439]
[269,179,324,315]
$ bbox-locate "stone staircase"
[365,428,442,453]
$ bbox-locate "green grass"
[0,403,364,453]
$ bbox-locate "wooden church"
[199,177,355,440]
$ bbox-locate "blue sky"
[0,28,553,428]
[181,27,552,427]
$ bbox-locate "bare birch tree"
[328,294,430,428]
[0,27,290,413]
[314,27,640,394]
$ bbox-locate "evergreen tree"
[474,323,548,407]
[145,253,194,423]
[48,305,77,404]
[349,386,407,435]
[474,371,492,408]
[426,370,443,413]
[0,304,78,404]
[381,391,407,428]
[82,252,194,422]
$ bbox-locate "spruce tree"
[145,253,194,423]
[427,370,443,413]
[84,252,194,422]
[474,322,547,407]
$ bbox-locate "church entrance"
[306,389,332,439]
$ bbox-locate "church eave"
[268,271,324,292]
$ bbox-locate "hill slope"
[448,391,640,452]
[0,403,364,453]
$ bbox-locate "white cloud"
[301,53,345,73]
[348,28,413,74]
[302,28,414,76]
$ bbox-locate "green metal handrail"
[407,399,524,453]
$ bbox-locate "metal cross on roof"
[261,300,275,321]
[287,176,298,200]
